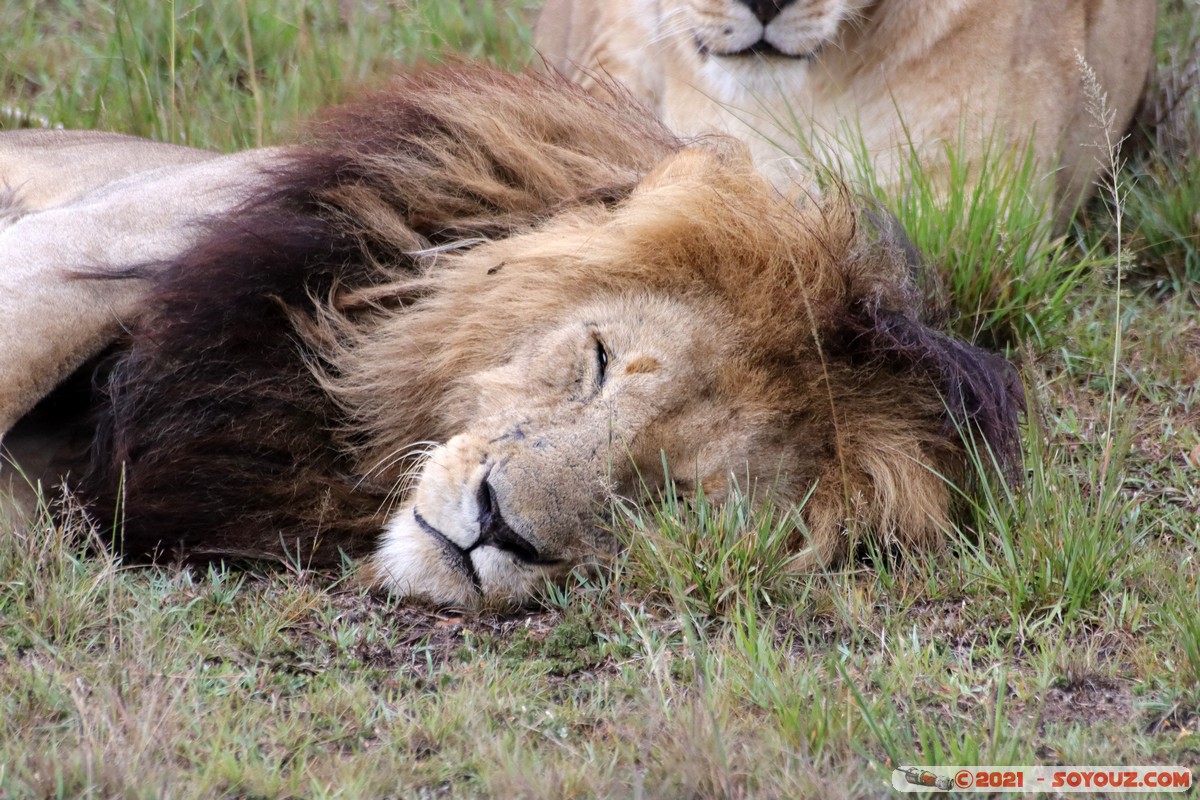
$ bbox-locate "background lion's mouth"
[697,37,822,60]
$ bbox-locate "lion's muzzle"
[369,434,601,609]
[407,472,565,599]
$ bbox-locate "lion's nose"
[475,475,543,564]
[737,0,795,25]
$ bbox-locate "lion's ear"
[839,201,933,318]
[832,300,1025,473]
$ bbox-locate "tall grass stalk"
[1077,52,1129,483]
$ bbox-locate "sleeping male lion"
[0,67,1021,609]
[535,0,1157,218]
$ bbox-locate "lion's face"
[371,293,800,609]
[664,0,872,60]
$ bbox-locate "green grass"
[1124,0,1200,294]
[849,132,1108,351]
[3,1,1200,797]
[0,0,538,149]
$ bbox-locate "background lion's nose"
[737,0,795,25]
[475,476,543,563]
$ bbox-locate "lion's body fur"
[0,133,281,436]
[1,67,1021,606]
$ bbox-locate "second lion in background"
[535,0,1157,222]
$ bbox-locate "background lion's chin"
[705,40,818,60]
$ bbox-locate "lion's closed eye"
[595,337,610,386]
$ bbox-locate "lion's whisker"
[360,441,442,486]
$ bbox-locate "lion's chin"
[368,506,554,611]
